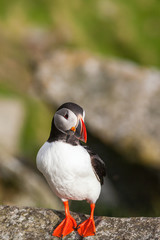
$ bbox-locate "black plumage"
[84,146,106,185]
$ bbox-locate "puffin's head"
[54,102,87,143]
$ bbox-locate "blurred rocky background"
[0,0,160,217]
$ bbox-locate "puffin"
[36,102,106,238]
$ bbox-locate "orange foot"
[77,217,96,237]
[52,214,77,238]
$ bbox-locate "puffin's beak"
[71,117,87,143]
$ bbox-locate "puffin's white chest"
[36,141,101,202]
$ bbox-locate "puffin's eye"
[64,113,68,119]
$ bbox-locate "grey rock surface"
[0,205,160,240]
[35,50,160,168]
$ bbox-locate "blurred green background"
[0,0,160,66]
[0,0,160,217]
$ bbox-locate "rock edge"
[0,205,160,239]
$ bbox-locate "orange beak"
[79,117,87,143]
[71,117,87,143]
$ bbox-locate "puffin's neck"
[47,119,79,146]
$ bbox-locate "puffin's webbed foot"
[52,201,77,238]
[52,214,77,237]
[77,203,96,237]
[77,217,96,237]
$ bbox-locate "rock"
[0,99,25,154]
[34,50,160,168]
[0,205,160,240]
[0,150,62,211]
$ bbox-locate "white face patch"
[54,108,78,133]
[83,110,85,121]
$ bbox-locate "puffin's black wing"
[84,146,106,185]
